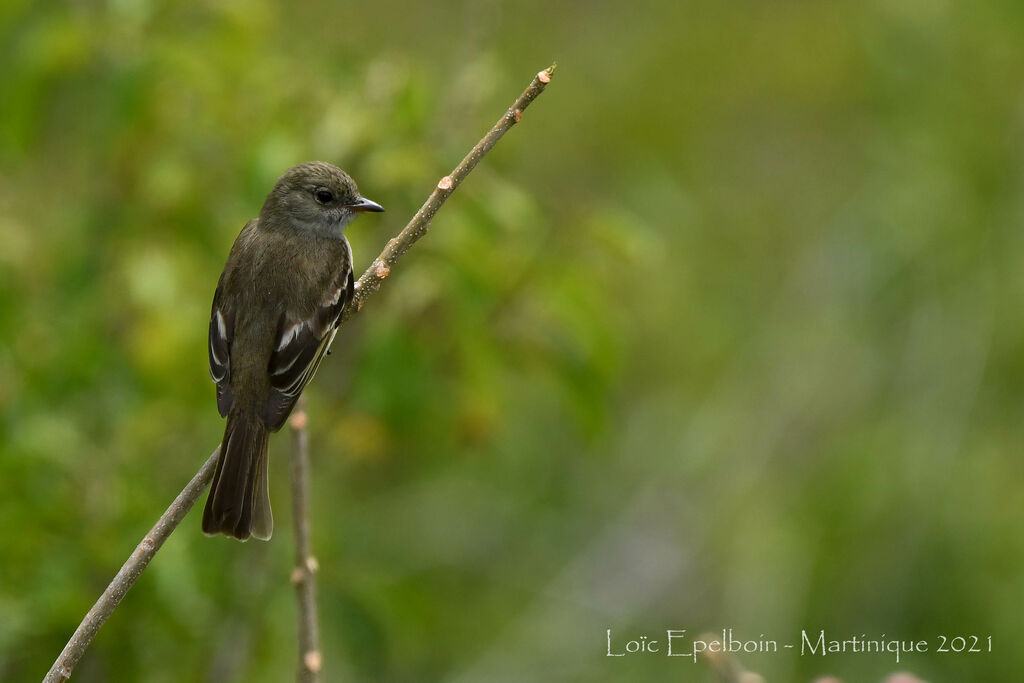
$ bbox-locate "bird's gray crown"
[259,161,364,236]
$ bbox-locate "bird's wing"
[263,266,354,431]
[208,271,235,417]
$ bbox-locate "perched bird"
[202,162,384,541]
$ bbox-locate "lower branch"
[43,62,556,682]
[289,398,321,682]
[43,448,221,683]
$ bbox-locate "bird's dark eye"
[315,189,334,204]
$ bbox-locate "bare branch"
[288,398,321,682]
[43,62,557,682]
[344,62,557,319]
[43,448,221,683]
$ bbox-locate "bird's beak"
[348,197,385,213]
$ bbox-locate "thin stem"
[42,62,557,682]
[43,448,221,683]
[343,62,557,319]
[289,398,321,682]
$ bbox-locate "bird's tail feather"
[202,410,273,541]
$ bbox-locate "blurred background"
[2,0,1024,681]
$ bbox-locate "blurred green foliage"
[2,0,1024,681]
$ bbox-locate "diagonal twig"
[44,448,221,683]
[345,63,557,317]
[43,62,557,683]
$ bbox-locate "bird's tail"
[202,409,273,541]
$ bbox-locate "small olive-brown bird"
[202,162,383,541]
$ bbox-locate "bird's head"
[261,161,384,234]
